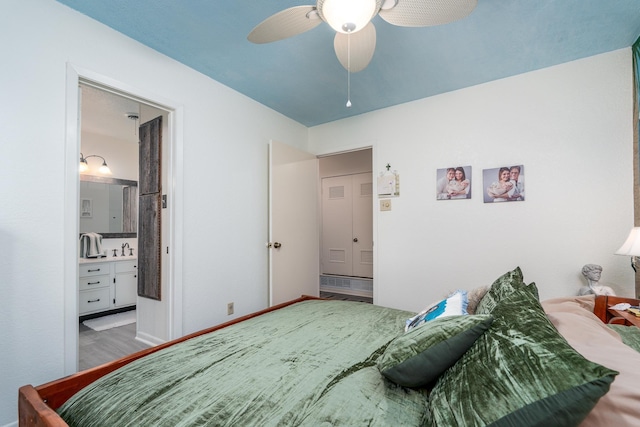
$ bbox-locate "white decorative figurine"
[578,264,615,296]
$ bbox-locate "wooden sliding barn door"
[138,116,162,300]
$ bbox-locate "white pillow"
[405,290,468,331]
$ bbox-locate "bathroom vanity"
[79,258,137,316]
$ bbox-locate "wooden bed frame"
[18,294,640,426]
[18,295,319,426]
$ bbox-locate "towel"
[80,232,104,258]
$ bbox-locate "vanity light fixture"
[79,153,112,175]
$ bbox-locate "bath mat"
[83,310,136,331]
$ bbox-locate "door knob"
[353,238,358,243]
[273,242,282,249]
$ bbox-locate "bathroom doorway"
[64,66,182,375]
[77,83,168,368]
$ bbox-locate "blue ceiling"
[56,0,640,127]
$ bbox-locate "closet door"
[351,173,373,278]
[321,175,353,276]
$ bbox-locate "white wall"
[0,1,635,425]
[81,132,139,181]
[309,49,636,312]
[0,1,307,424]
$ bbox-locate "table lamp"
[615,227,640,272]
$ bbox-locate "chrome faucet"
[121,242,130,256]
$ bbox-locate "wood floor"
[320,291,372,304]
[79,322,150,371]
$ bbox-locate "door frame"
[320,172,373,279]
[63,64,184,375]
[316,145,376,300]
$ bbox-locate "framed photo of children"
[482,165,524,203]
[436,166,472,200]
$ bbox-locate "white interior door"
[351,173,373,278]
[321,175,353,276]
[269,140,319,306]
[321,173,373,278]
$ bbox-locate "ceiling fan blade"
[334,22,376,73]
[379,0,477,27]
[248,6,322,44]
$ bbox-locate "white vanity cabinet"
[79,259,137,316]
[79,264,111,314]
[114,260,137,308]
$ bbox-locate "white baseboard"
[136,331,166,347]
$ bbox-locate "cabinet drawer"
[79,275,110,291]
[115,260,137,273]
[80,264,109,277]
[79,288,110,314]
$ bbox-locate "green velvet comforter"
[609,323,640,352]
[59,300,429,426]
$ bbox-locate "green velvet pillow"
[377,315,494,388]
[428,279,618,427]
[475,267,538,315]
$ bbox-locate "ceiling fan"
[248,0,478,73]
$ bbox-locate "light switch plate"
[380,199,391,211]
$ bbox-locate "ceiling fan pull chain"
[346,31,352,108]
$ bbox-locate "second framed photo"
[482,165,524,203]
[436,166,472,200]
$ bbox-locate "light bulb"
[98,162,112,175]
[321,0,378,34]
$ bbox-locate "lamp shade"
[319,0,379,33]
[615,227,640,256]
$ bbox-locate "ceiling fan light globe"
[319,0,380,34]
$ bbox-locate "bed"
[18,268,640,426]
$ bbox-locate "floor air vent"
[320,275,373,297]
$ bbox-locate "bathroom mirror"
[79,175,138,238]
